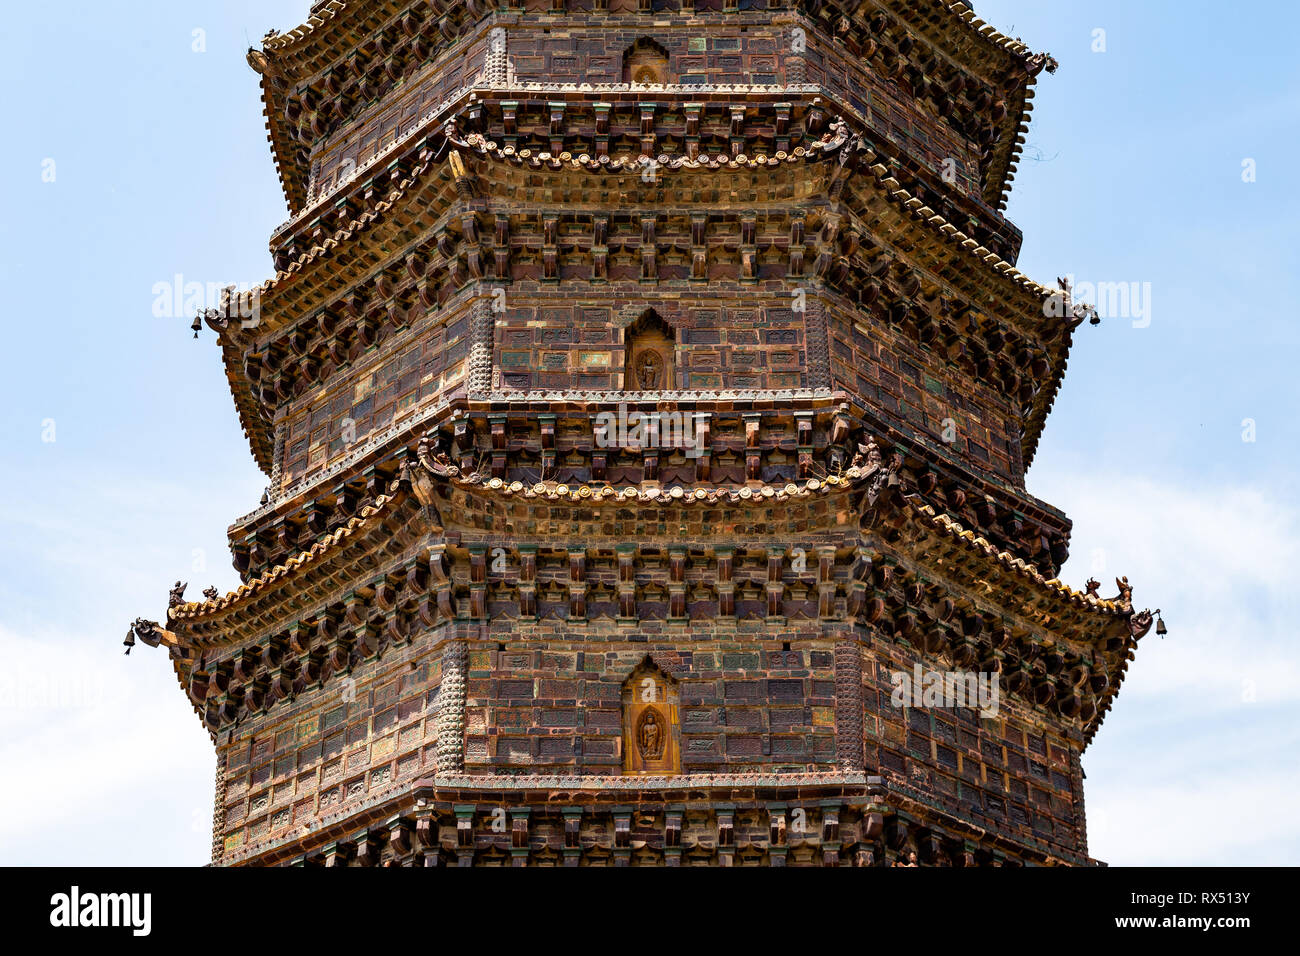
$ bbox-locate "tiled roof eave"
[251,103,1061,336]
[900,495,1142,748]
[173,473,1117,629]
[252,0,1052,213]
[861,1,1051,205]
[847,156,1072,459]
[168,490,408,626]
[215,328,274,475]
[221,145,1072,475]
[253,67,307,216]
[905,501,1124,619]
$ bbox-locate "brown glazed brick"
[141,1,1147,868]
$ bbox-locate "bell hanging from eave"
[1155,609,1167,637]
[191,315,202,339]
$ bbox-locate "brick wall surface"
[216,638,446,858]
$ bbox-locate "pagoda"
[131,0,1158,866]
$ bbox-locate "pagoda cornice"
[259,3,1039,93]
[196,472,876,644]
[238,135,852,349]
[269,84,849,252]
[890,503,1127,625]
[172,487,421,628]
[220,775,1084,867]
[829,166,1074,468]
[218,106,1070,476]
[250,0,475,213]
[431,472,1123,637]
[160,478,1144,750]
[252,2,1049,216]
[252,116,1055,350]
[229,387,842,534]
[177,463,1125,649]
[208,314,276,474]
[419,85,1022,257]
[882,499,1148,748]
[227,393,1071,582]
[259,86,1026,304]
[257,1,408,62]
[811,0,1055,207]
[279,74,1019,259]
[249,95,1042,333]
[149,425,1148,751]
[841,397,1070,535]
[280,81,1020,270]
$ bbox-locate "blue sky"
[1,1,1295,865]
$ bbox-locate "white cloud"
[0,469,248,866]
[1029,465,1300,864]
[1088,770,1300,865]
[0,623,214,865]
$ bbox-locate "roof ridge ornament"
[1026,52,1059,77]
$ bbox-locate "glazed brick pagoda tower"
[131,0,1157,866]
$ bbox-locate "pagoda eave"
[253,3,1051,217]
[217,771,1093,867]
[217,104,1072,478]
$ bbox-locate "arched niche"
[623,37,672,85]
[621,657,680,774]
[622,308,677,391]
